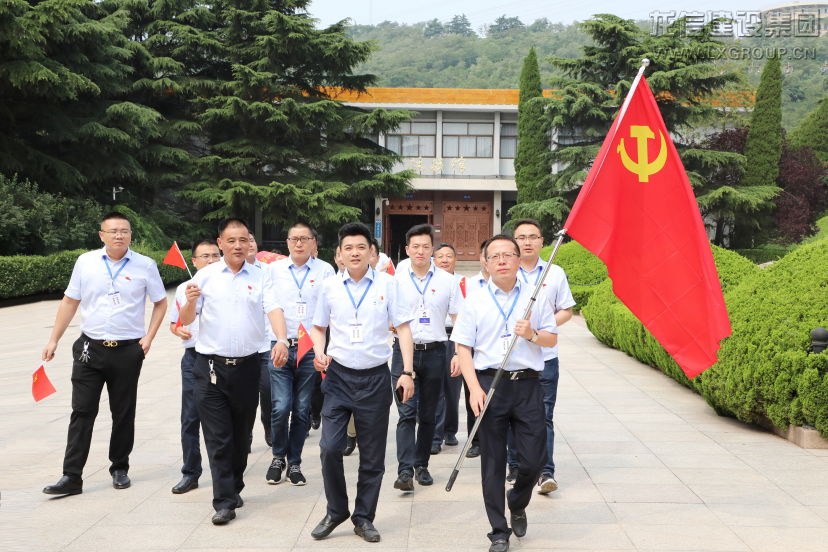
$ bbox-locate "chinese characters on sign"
[649,10,822,38]
[407,157,466,175]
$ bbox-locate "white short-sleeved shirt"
[445,273,465,328]
[313,267,413,369]
[469,271,488,291]
[65,247,166,341]
[378,252,392,272]
[395,257,410,274]
[519,258,576,360]
[268,256,335,340]
[451,278,557,372]
[395,262,461,343]
[248,259,272,353]
[186,259,282,358]
[170,280,198,348]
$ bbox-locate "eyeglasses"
[102,230,132,236]
[514,235,542,242]
[408,244,432,252]
[487,252,519,262]
[287,236,314,244]
[195,254,221,260]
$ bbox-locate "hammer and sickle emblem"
[617,125,668,182]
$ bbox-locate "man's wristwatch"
[529,332,539,343]
[276,339,290,349]
[400,370,414,379]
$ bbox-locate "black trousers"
[319,361,392,526]
[478,373,547,542]
[193,353,259,511]
[63,335,144,481]
[463,380,481,448]
[180,347,202,479]
[434,339,462,443]
[310,371,324,418]
[256,352,272,444]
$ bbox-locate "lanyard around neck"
[409,268,434,304]
[519,265,542,285]
[289,264,311,298]
[104,256,129,289]
[344,273,373,320]
[488,284,520,332]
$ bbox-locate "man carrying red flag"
[565,59,731,378]
[168,238,221,495]
[163,241,191,275]
[32,364,57,402]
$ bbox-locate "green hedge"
[734,248,789,264]
[540,241,608,311]
[0,247,193,300]
[583,241,828,438]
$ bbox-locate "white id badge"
[500,333,512,355]
[209,361,217,385]
[295,302,307,318]
[108,291,126,312]
[418,308,431,324]
[350,323,364,343]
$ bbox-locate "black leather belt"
[82,335,140,348]
[479,368,539,380]
[209,354,257,366]
[393,338,445,351]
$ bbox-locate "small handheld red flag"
[459,277,466,298]
[565,69,731,378]
[32,365,57,402]
[297,323,314,366]
[174,299,183,331]
[163,242,189,271]
[256,251,287,264]
[386,261,395,276]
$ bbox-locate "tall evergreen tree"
[182,0,413,228]
[446,14,473,37]
[0,0,165,197]
[742,51,782,188]
[787,96,828,162]
[423,19,444,38]
[514,47,553,212]
[510,14,745,235]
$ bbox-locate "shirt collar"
[520,256,545,275]
[101,246,132,264]
[408,260,435,279]
[343,266,375,285]
[289,256,313,270]
[220,258,251,274]
[487,277,522,297]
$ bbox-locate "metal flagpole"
[176,241,193,278]
[446,228,568,491]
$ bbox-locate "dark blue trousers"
[506,357,559,477]
[269,344,317,464]
[180,347,202,479]
[434,339,462,444]
[478,373,547,542]
[319,361,392,526]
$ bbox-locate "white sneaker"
[537,474,558,494]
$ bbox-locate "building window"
[442,122,494,158]
[500,123,518,158]
[386,122,437,157]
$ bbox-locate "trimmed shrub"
[735,248,789,264]
[540,241,608,311]
[0,248,192,300]
[583,240,828,438]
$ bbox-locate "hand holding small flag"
[32,364,57,402]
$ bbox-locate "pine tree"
[742,51,782,188]
[423,19,444,38]
[511,14,745,235]
[446,14,473,37]
[514,47,552,210]
[788,97,828,162]
[489,15,524,34]
[0,0,165,197]
[182,0,413,228]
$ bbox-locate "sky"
[305,0,789,31]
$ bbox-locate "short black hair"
[217,218,250,236]
[480,239,489,254]
[484,234,520,259]
[435,243,456,255]
[288,222,313,236]
[405,223,434,246]
[191,238,218,255]
[102,211,129,225]
[312,229,320,241]
[512,218,542,235]
[338,222,372,247]
[371,237,379,253]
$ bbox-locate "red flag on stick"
[163,242,191,276]
[565,63,731,379]
[174,299,183,331]
[297,323,314,364]
[459,276,466,299]
[386,261,395,276]
[32,365,57,402]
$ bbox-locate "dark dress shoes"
[236,494,243,508]
[466,444,481,458]
[444,433,459,446]
[311,414,321,430]
[415,467,433,486]
[430,442,442,455]
[171,477,198,494]
[112,470,130,489]
[211,508,236,524]
[354,521,381,542]
[507,488,527,537]
[393,472,414,491]
[311,514,346,539]
[489,539,509,552]
[343,435,357,456]
[43,476,82,496]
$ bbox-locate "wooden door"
[443,202,491,260]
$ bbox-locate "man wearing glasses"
[506,219,574,494]
[169,238,221,494]
[391,225,462,491]
[265,223,334,486]
[42,212,167,496]
[451,234,558,552]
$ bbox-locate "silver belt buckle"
[226,358,237,365]
[510,371,520,380]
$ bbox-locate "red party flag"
[459,276,466,298]
[297,323,313,367]
[256,251,286,264]
[174,299,183,331]
[163,241,188,271]
[386,261,395,276]
[32,365,57,402]
[564,71,731,379]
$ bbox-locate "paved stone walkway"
[1,291,828,551]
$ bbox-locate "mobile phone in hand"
[395,385,404,403]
